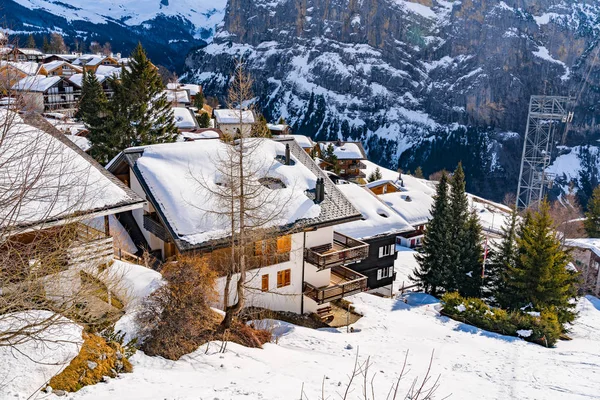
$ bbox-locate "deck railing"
[303,265,367,304]
[304,232,369,269]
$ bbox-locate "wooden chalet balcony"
[303,265,367,304]
[348,161,367,170]
[143,213,170,242]
[304,232,369,269]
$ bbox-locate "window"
[378,244,395,258]
[277,235,292,253]
[261,274,269,292]
[277,269,291,288]
[377,267,394,280]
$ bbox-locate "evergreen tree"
[322,143,339,173]
[193,91,205,110]
[367,167,382,182]
[414,166,424,179]
[277,116,286,124]
[76,70,107,126]
[89,43,177,163]
[42,37,50,53]
[251,114,271,137]
[196,112,211,128]
[446,162,471,292]
[486,207,519,304]
[584,186,600,238]
[412,173,451,296]
[26,34,36,49]
[458,210,484,297]
[503,201,579,327]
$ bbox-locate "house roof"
[319,141,367,160]
[95,65,121,77]
[0,111,145,234]
[108,138,361,252]
[334,184,412,240]
[18,48,43,56]
[564,239,600,258]
[214,109,255,124]
[379,189,435,227]
[12,75,62,92]
[267,123,288,132]
[180,129,221,140]
[2,61,40,76]
[164,89,190,104]
[273,134,314,149]
[173,107,198,129]
[42,60,79,73]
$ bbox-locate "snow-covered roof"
[164,89,190,104]
[0,111,144,232]
[181,83,201,96]
[319,141,366,160]
[18,48,43,56]
[214,109,255,124]
[173,107,198,129]
[12,75,61,92]
[274,134,314,149]
[73,55,106,66]
[68,73,109,87]
[267,123,287,131]
[95,65,121,76]
[335,184,412,239]
[181,130,221,140]
[565,239,600,258]
[1,61,40,75]
[113,138,361,250]
[379,189,434,227]
[65,134,91,152]
[42,60,80,73]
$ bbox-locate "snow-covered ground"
[59,288,599,399]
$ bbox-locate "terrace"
[304,232,369,269]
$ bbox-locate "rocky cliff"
[184,0,600,201]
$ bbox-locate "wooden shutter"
[377,269,382,280]
[284,269,291,286]
[277,235,292,253]
[277,270,284,288]
[378,247,384,258]
[261,274,269,292]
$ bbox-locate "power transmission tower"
[516,95,574,210]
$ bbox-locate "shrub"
[48,332,132,392]
[441,292,562,347]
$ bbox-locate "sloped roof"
[273,134,314,149]
[214,109,255,124]
[173,107,198,129]
[12,75,61,92]
[164,89,190,104]
[2,61,40,75]
[109,138,361,252]
[0,111,145,233]
[319,141,367,159]
[565,239,600,258]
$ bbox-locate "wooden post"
[104,215,110,237]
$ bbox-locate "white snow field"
[61,291,600,400]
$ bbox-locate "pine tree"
[196,112,211,128]
[76,70,107,126]
[412,173,451,296]
[446,162,470,292]
[584,186,600,238]
[503,201,579,327]
[322,143,339,173]
[414,166,424,179]
[367,167,382,182]
[90,43,177,163]
[251,113,271,137]
[486,207,518,304]
[193,91,205,110]
[458,210,484,297]
[26,34,36,49]
[277,116,286,124]
[42,37,50,53]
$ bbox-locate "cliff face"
[186,0,600,200]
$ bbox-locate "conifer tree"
[584,186,600,238]
[76,70,107,127]
[458,210,484,297]
[503,201,579,327]
[414,166,424,179]
[251,113,271,137]
[412,173,451,296]
[486,207,518,304]
[368,167,382,182]
[193,91,205,110]
[446,162,470,292]
[196,112,211,128]
[322,143,339,173]
[89,43,177,163]
[26,34,36,49]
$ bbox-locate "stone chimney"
[285,144,291,165]
[314,178,325,203]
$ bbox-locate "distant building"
[12,75,81,116]
[267,123,291,136]
[213,109,255,137]
[318,141,368,183]
[564,239,600,295]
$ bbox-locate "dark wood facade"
[343,234,398,290]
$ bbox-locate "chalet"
[69,73,115,98]
[564,239,600,295]
[72,55,120,72]
[267,123,291,135]
[172,107,199,131]
[4,48,44,62]
[0,111,145,287]
[273,135,315,154]
[213,109,255,137]
[0,61,40,92]
[13,75,81,116]
[180,129,222,141]
[42,54,80,64]
[107,138,370,317]
[164,88,190,107]
[40,61,83,77]
[166,82,202,102]
[334,184,413,292]
[318,141,368,183]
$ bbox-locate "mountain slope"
[184,0,600,201]
[3,0,227,70]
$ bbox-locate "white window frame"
[377,266,394,280]
[378,244,395,258]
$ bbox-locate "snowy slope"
[67,293,600,400]
[10,0,225,33]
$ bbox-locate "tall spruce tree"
[584,186,600,238]
[458,210,484,297]
[76,70,107,127]
[503,201,579,327]
[486,207,519,304]
[446,163,470,292]
[26,34,36,49]
[412,172,451,296]
[89,43,177,163]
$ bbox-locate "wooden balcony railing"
[303,265,367,304]
[304,232,369,269]
[143,213,170,242]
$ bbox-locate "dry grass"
[48,332,132,392]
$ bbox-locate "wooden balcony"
[67,224,114,268]
[304,232,369,269]
[303,265,367,304]
[143,213,170,242]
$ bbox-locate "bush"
[48,332,132,392]
[441,292,562,347]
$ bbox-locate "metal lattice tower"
[516,95,574,210]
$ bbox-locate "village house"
[107,138,370,318]
[0,111,145,296]
[12,75,81,116]
[164,87,191,107]
[213,109,255,137]
[166,82,202,103]
[0,61,40,92]
[334,183,413,293]
[564,239,600,295]
[172,107,199,131]
[3,47,44,62]
[318,141,368,183]
[267,123,291,136]
[72,55,121,72]
[40,60,83,77]
[273,134,315,154]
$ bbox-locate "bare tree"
[550,190,584,243]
